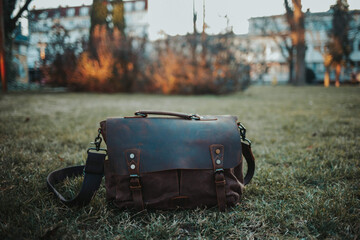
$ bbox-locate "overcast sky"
[28,0,360,40]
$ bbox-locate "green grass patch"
[1,86,359,239]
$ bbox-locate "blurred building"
[13,24,29,84]
[27,0,148,82]
[247,9,360,84]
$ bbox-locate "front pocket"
[113,175,133,209]
[180,169,243,208]
[180,169,218,208]
[140,170,179,209]
[110,169,243,209]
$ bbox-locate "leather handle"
[242,143,255,185]
[135,110,201,120]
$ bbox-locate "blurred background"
[1,3,360,238]
[1,0,360,94]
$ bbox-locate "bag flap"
[106,116,242,175]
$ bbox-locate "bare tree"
[41,23,78,87]
[307,14,333,87]
[327,0,352,87]
[252,16,294,84]
[244,38,268,84]
[285,0,306,85]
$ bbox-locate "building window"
[124,2,134,12]
[67,8,75,17]
[39,12,48,19]
[53,11,60,19]
[80,7,89,16]
[135,1,145,11]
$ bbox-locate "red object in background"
[0,0,6,93]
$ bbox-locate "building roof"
[248,9,360,21]
[29,0,148,20]
[30,5,91,20]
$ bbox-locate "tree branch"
[254,16,292,61]
[10,0,32,31]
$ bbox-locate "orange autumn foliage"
[46,26,249,94]
[70,25,131,92]
[144,34,250,94]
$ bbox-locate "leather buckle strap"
[129,176,144,209]
[125,149,144,210]
[210,144,227,211]
[213,170,226,211]
[130,177,142,189]
[215,179,226,185]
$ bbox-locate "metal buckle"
[87,147,107,154]
[89,128,102,151]
[237,122,252,146]
[88,128,107,154]
[238,123,246,138]
[135,112,147,117]
[189,114,201,120]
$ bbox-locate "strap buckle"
[237,122,252,146]
[87,147,107,154]
[135,112,147,117]
[88,128,107,154]
[189,114,201,120]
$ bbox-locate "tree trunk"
[324,67,330,87]
[287,51,294,84]
[295,42,306,85]
[288,59,294,84]
[293,0,306,85]
[335,63,341,87]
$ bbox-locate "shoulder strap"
[241,142,255,185]
[46,151,106,207]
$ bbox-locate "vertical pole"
[192,0,197,34]
[202,0,205,35]
[0,0,7,93]
[201,0,206,63]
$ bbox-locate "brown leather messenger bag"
[47,111,255,211]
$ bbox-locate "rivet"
[215,149,221,154]
[130,164,136,169]
[216,159,221,165]
[130,153,135,159]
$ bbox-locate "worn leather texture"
[105,116,242,174]
[101,115,246,210]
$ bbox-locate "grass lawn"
[0,86,359,239]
